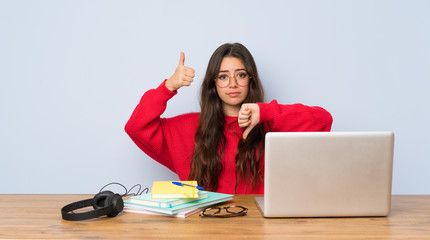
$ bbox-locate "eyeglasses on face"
[214,71,251,88]
[199,205,248,218]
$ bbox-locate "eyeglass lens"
[215,72,249,88]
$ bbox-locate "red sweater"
[125,81,333,194]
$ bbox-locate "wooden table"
[0,194,429,239]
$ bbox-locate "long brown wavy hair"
[188,43,266,192]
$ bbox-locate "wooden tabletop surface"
[1,194,429,239]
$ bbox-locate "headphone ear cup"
[107,194,124,217]
[92,191,124,217]
[92,191,115,210]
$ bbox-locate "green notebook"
[124,191,233,215]
[129,192,209,208]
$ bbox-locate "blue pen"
[172,182,204,190]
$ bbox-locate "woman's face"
[215,57,249,116]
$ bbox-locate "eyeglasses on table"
[199,205,248,218]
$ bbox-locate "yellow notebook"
[151,181,200,199]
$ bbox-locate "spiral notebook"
[151,181,200,199]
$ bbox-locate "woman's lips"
[227,92,240,97]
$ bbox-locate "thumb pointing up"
[179,52,185,66]
[165,51,195,92]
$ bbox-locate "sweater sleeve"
[257,100,333,132]
[124,80,177,171]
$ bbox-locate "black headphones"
[61,190,124,221]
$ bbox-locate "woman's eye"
[218,75,228,80]
[238,73,247,78]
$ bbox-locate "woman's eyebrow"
[219,68,247,73]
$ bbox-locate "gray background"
[1,0,429,194]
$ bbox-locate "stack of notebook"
[123,181,233,218]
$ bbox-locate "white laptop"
[255,132,394,218]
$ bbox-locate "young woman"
[125,43,333,194]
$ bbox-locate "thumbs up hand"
[238,103,260,140]
[165,52,195,92]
